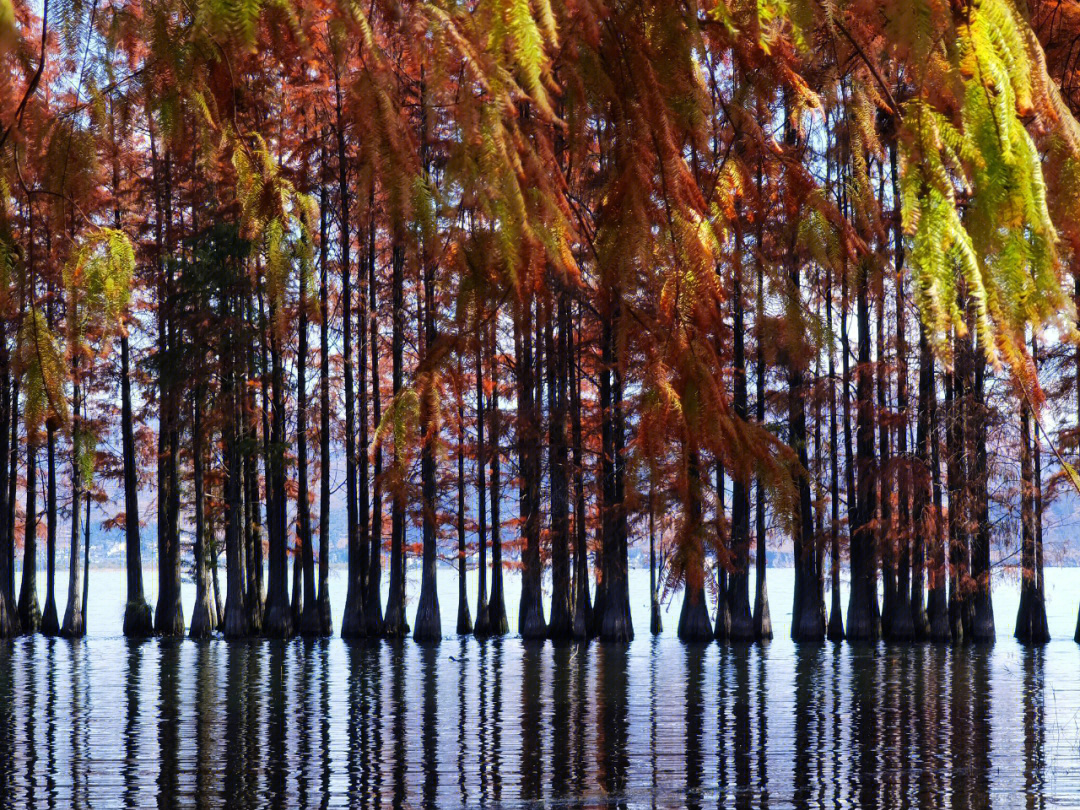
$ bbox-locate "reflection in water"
[0,637,1074,808]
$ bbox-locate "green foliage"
[16,308,67,437]
[64,227,135,346]
[232,133,316,328]
[899,0,1070,375]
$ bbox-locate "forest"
[1,0,1080,646]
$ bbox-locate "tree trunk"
[715,463,731,640]
[317,156,334,636]
[338,77,363,639]
[120,332,152,635]
[60,393,84,638]
[516,302,546,640]
[846,257,880,641]
[548,297,572,640]
[39,421,58,635]
[728,223,753,642]
[926,341,950,642]
[753,211,772,640]
[455,357,472,636]
[944,331,966,643]
[595,292,632,642]
[154,150,184,638]
[363,210,384,635]
[485,320,509,636]
[473,336,491,637]
[222,291,250,638]
[790,259,825,642]
[190,393,215,638]
[911,325,932,639]
[383,242,409,638]
[17,438,40,633]
[262,292,293,638]
[649,480,662,635]
[876,266,895,637]
[678,451,712,642]
[968,334,995,642]
[1015,389,1049,644]
[569,303,592,638]
[0,342,13,638]
[298,289,320,636]
[886,144,914,641]
[826,265,844,641]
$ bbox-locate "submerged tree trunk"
[548,298,573,641]
[61,392,85,638]
[846,257,880,641]
[753,221,772,641]
[1015,391,1049,644]
[969,337,994,642]
[190,394,215,638]
[363,208,383,636]
[298,289,320,636]
[649,480,662,635]
[789,258,825,642]
[40,422,58,636]
[383,242,409,638]
[516,303,546,640]
[596,291,632,642]
[0,345,13,638]
[18,438,40,633]
[120,332,152,636]
[262,291,293,638]
[569,304,592,639]
[222,292,250,638]
[455,357,472,636]
[826,266,844,642]
[338,78,363,639]
[678,452,713,642]
[729,224,753,642]
[911,326,932,639]
[473,337,491,637]
[317,163,334,636]
[485,321,509,636]
[155,152,184,638]
[886,144,914,642]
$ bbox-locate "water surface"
[1,567,1079,808]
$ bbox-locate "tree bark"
[298,285,320,636]
[190,393,215,638]
[455,356,472,636]
[826,265,844,641]
[473,336,491,637]
[678,451,712,642]
[17,438,40,632]
[317,156,334,635]
[120,332,152,635]
[363,209,384,635]
[846,257,880,641]
[485,320,509,636]
[569,303,592,638]
[547,297,572,640]
[516,303,546,640]
[728,222,753,642]
[383,242,409,638]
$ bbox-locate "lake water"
[1,565,1080,808]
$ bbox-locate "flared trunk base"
[1015,591,1049,645]
[678,589,713,643]
[189,598,216,639]
[40,597,60,637]
[122,600,153,637]
[753,584,773,641]
[262,599,294,639]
